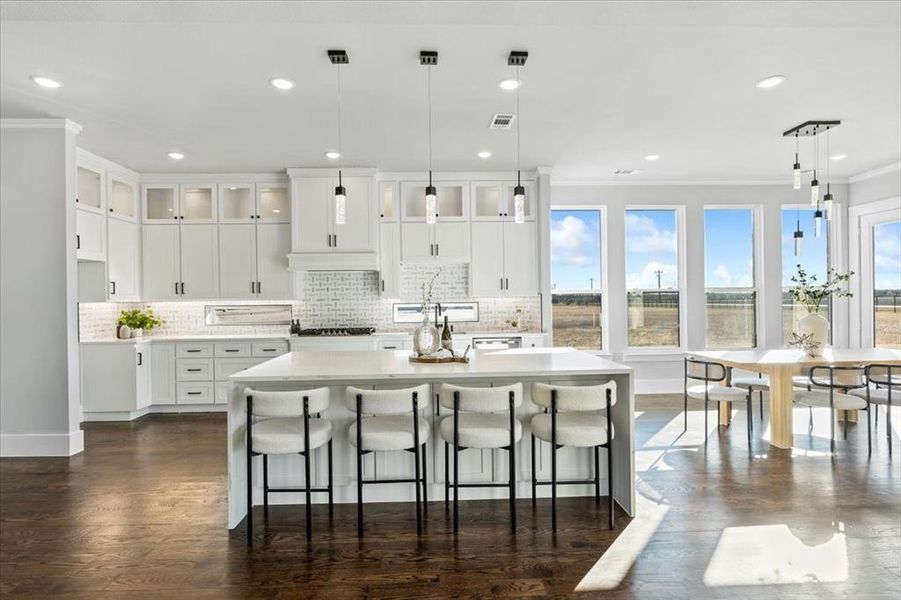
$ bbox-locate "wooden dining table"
[689,348,901,449]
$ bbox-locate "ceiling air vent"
[489,113,516,130]
[614,169,641,175]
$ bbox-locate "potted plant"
[117,306,164,339]
[788,265,852,356]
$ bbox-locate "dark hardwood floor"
[1,397,899,599]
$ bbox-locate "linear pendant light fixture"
[421,51,438,225]
[328,49,349,225]
[792,133,802,189]
[509,51,528,224]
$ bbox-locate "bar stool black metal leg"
[509,391,516,533]
[327,439,334,517]
[867,404,872,456]
[453,394,460,535]
[530,433,537,504]
[550,390,557,533]
[413,394,422,536]
[759,390,764,421]
[246,396,253,547]
[843,410,848,440]
[303,397,312,543]
[444,441,449,509]
[607,391,614,530]
[421,442,428,514]
[356,394,363,537]
[593,445,600,503]
[747,395,752,451]
[263,454,269,516]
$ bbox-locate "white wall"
[0,119,83,456]
[548,182,851,392]
[848,163,901,206]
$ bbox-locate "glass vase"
[413,315,440,357]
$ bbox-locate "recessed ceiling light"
[270,77,295,90]
[756,75,786,89]
[498,78,521,91]
[645,154,660,161]
[167,151,184,160]
[30,75,61,89]
[614,169,641,175]
[477,151,492,159]
[830,154,847,161]
[324,151,340,160]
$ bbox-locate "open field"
[875,307,901,348]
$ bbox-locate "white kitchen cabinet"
[76,165,104,212]
[471,181,536,222]
[379,181,398,221]
[142,225,181,299]
[150,343,177,405]
[76,208,106,261]
[179,184,217,223]
[400,222,470,264]
[135,343,151,410]
[219,184,256,223]
[256,184,290,223]
[378,222,400,296]
[218,224,257,298]
[401,181,467,222]
[107,217,140,300]
[178,224,219,298]
[292,177,332,252]
[108,176,137,222]
[469,221,538,297]
[142,185,179,224]
[80,341,150,419]
[255,223,292,298]
[290,337,375,352]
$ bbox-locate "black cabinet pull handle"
[76,234,80,250]
[250,281,255,294]
[261,348,278,352]
[505,277,509,289]
[381,279,385,292]
[187,368,202,372]
[180,282,185,295]
[186,349,201,353]
[257,281,261,294]
[137,352,142,366]
[110,281,116,295]
[187,391,202,396]
[501,278,504,290]
[436,243,439,256]
[175,282,179,295]
[224,349,239,353]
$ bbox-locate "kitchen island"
[227,348,634,530]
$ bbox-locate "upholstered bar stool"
[850,364,897,455]
[346,384,430,536]
[438,383,522,535]
[530,381,617,531]
[732,372,769,421]
[244,387,333,546]
[684,357,754,450]
[793,365,869,454]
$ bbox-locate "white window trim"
[702,205,761,349]
[549,205,610,355]
[624,205,687,354]
[848,197,901,348]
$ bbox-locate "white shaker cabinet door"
[433,222,470,264]
[107,217,139,300]
[470,222,505,297]
[503,221,538,296]
[149,343,177,405]
[142,225,181,300]
[218,224,257,299]
[292,177,332,252]
[378,222,401,296]
[400,222,433,263]
[256,223,293,299]
[179,224,219,299]
[76,208,106,262]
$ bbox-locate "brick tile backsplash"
[79,264,541,340]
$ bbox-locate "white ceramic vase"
[796,312,829,357]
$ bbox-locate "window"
[625,208,680,347]
[873,219,900,348]
[704,208,757,348]
[781,207,830,343]
[551,209,603,351]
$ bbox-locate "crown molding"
[848,162,901,184]
[0,118,82,134]
[550,177,851,187]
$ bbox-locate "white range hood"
[287,251,377,272]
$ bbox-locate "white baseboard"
[0,430,84,457]
[82,404,227,422]
[634,378,683,395]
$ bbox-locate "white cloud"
[874,224,901,288]
[710,260,753,287]
[551,215,595,267]
[627,261,678,289]
[625,212,677,254]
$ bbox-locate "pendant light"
[794,215,804,257]
[328,50,349,225]
[813,207,823,237]
[823,126,835,221]
[792,132,802,189]
[421,51,438,225]
[810,126,819,206]
[510,51,528,224]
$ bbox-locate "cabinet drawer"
[177,382,214,404]
[176,358,213,381]
[214,357,266,381]
[214,342,252,357]
[176,342,214,358]
[251,341,288,357]
[215,382,229,404]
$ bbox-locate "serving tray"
[408,355,470,364]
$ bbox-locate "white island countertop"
[230,347,632,384]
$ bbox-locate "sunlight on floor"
[635,410,719,472]
[574,484,670,592]
[703,523,848,586]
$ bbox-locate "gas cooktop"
[295,327,376,337]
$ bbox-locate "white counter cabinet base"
[226,348,635,530]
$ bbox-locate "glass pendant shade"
[334,185,346,225]
[793,229,803,256]
[793,159,801,190]
[425,185,437,225]
[813,210,823,237]
[810,178,819,206]
[823,192,834,217]
[513,184,525,224]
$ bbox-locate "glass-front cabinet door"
[471,182,504,220]
[400,181,467,221]
[142,185,178,223]
[379,181,397,221]
[219,184,255,222]
[256,184,290,223]
[76,166,104,212]
[180,185,216,222]
[108,177,136,221]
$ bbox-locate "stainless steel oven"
[471,336,522,351]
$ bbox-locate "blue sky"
[624,209,678,289]
[550,209,601,291]
[780,207,829,287]
[705,209,753,288]
[874,220,901,290]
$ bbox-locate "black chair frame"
[865,364,896,456]
[684,357,753,450]
[807,365,869,454]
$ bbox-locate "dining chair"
[793,365,869,454]
[849,364,898,456]
[684,356,754,450]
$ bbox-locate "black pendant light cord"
[428,62,433,189]
[825,126,830,197]
[516,65,521,187]
[337,63,343,185]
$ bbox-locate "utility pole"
[654,269,663,289]
[589,277,594,290]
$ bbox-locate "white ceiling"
[1,1,899,181]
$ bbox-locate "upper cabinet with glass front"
[142,184,217,223]
[400,181,467,222]
[108,176,137,221]
[256,184,289,223]
[379,181,398,221]
[180,184,216,223]
[471,180,536,221]
[142,185,179,223]
[76,165,104,213]
[218,184,255,222]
